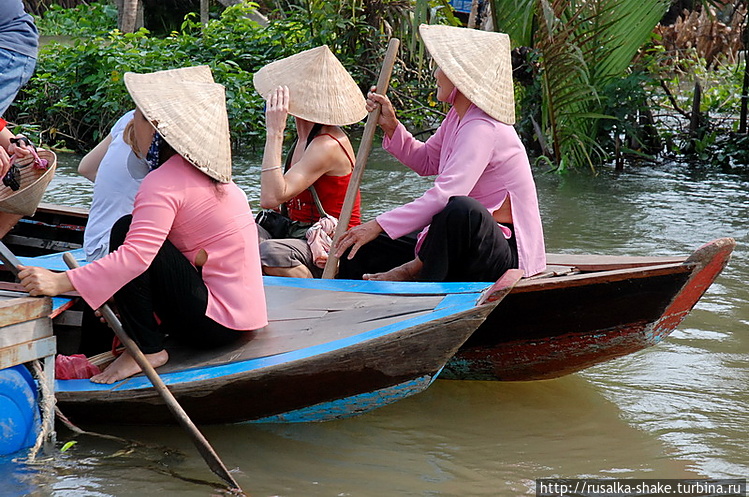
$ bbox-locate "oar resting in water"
[16,65,268,385]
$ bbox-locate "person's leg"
[78,305,115,357]
[363,257,423,281]
[105,215,164,353]
[91,215,168,384]
[0,49,36,115]
[93,215,243,383]
[260,238,320,278]
[256,224,272,243]
[418,196,518,282]
[336,231,418,280]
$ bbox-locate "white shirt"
[83,110,149,261]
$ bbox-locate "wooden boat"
[48,277,514,425]
[0,205,735,387]
[442,237,735,380]
[0,209,520,424]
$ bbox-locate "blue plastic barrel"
[0,365,41,456]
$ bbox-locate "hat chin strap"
[447,86,459,105]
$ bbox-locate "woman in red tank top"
[253,46,366,278]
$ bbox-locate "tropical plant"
[11,0,458,150]
[491,0,670,171]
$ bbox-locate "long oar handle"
[62,253,243,493]
[322,38,401,279]
[0,241,22,277]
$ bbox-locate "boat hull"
[55,300,492,425]
[441,238,735,380]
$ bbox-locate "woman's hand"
[0,134,33,178]
[17,265,75,297]
[334,219,383,259]
[0,147,10,178]
[8,135,33,159]
[366,86,398,138]
[265,86,290,136]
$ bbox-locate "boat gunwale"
[512,261,694,293]
[55,290,490,394]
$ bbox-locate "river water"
[4,147,747,496]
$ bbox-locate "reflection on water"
[7,150,748,496]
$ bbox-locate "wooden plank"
[52,309,82,327]
[0,336,56,370]
[513,262,692,293]
[0,281,79,298]
[0,317,53,348]
[1,233,82,252]
[36,202,89,218]
[546,252,685,271]
[49,298,76,319]
[0,297,51,327]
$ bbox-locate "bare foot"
[90,349,169,384]
[364,258,423,281]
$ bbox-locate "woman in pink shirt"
[335,24,546,282]
[18,67,267,384]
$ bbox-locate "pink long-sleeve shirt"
[68,156,268,331]
[376,104,546,277]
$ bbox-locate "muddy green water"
[4,148,747,496]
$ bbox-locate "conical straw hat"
[419,24,515,125]
[124,68,232,183]
[253,45,367,126]
[142,65,215,84]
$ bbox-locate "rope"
[27,360,56,461]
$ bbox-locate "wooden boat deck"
[162,285,447,373]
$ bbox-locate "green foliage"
[12,3,305,151]
[491,0,669,172]
[60,440,77,452]
[34,2,118,36]
[704,132,749,169]
[11,0,456,151]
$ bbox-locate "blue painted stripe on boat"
[435,293,480,311]
[24,252,491,296]
[247,374,435,423]
[51,297,73,313]
[56,294,479,394]
[263,275,489,295]
[18,249,86,272]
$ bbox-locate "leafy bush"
[34,1,118,36]
[10,3,295,151]
[9,1,460,152]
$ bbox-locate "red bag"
[55,354,102,380]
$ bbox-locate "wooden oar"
[322,38,401,279]
[0,247,243,493]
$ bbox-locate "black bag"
[255,209,293,239]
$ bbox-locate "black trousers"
[106,215,244,354]
[419,196,517,282]
[337,231,418,280]
[337,196,518,282]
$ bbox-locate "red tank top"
[285,134,361,228]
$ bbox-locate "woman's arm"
[377,118,497,240]
[366,88,399,139]
[78,134,113,182]
[0,126,33,177]
[17,265,75,296]
[65,163,182,311]
[259,86,344,209]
